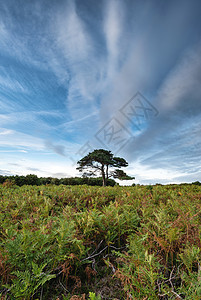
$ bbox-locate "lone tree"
[76,149,134,186]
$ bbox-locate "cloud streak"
[44,140,66,157]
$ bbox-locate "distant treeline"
[192,181,201,186]
[1,174,200,187]
[0,174,116,187]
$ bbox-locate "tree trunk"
[106,164,108,186]
[101,164,106,186]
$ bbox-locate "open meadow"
[0,183,201,299]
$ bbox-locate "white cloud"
[0,129,44,151]
[0,129,14,135]
[0,71,28,93]
[0,155,77,178]
[103,0,124,79]
[125,41,201,158]
[50,0,100,120]
[156,43,201,111]
[126,161,187,185]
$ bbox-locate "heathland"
[0,183,201,299]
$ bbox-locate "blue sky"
[0,0,201,184]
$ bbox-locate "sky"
[0,0,201,185]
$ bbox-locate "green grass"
[0,183,201,299]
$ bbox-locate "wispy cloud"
[53,0,100,119]
[103,0,125,79]
[156,43,201,112]
[126,42,201,152]
[99,0,201,123]
[44,140,66,157]
[0,129,14,135]
[123,42,201,184]
[0,129,44,151]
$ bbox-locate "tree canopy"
[76,149,134,186]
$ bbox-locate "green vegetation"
[0,183,201,299]
[0,175,116,187]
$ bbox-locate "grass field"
[0,183,201,299]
